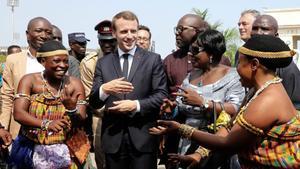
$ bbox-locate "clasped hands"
[102,77,137,114]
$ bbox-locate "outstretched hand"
[108,100,137,114]
[160,98,177,118]
[168,153,199,168]
[149,120,181,135]
[172,86,203,106]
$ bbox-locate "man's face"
[52,28,63,42]
[238,13,256,42]
[70,41,87,60]
[251,18,277,36]
[113,18,138,52]
[137,30,151,50]
[26,20,52,50]
[175,17,198,49]
[99,38,117,55]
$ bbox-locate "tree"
[192,8,240,66]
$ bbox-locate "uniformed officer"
[80,20,116,169]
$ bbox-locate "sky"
[1,0,300,57]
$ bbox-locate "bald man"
[162,14,209,169]
[52,25,63,42]
[0,17,53,138]
[250,14,300,110]
[251,15,278,36]
[164,14,209,94]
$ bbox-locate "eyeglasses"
[188,45,205,56]
[174,25,198,34]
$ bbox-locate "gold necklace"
[239,76,282,114]
[41,71,64,98]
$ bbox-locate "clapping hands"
[102,77,134,95]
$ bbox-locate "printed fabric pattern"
[22,92,69,144]
[238,111,300,168]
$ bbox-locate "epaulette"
[83,51,98,61]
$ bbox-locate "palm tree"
[192,8,240,66]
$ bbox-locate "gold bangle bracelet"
[178,124,196,139]
[195,146,210,158]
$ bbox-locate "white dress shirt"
[99,46,140,114]
[26,49,45,74]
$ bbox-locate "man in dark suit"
[89,11,168,169]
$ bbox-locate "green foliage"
[0,55,7,63]
[192,8,240,66]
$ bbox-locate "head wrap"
[239,34,295,59]
[37,40,68,58]
[238,34,295,69]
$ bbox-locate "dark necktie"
[122,54,129,79]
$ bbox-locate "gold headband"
[37,50,68,58]
[239,46,296,58]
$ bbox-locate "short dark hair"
[197,29,226,65]
[7,45,21,55]
[138,25,151,39]
[112,11,139,31]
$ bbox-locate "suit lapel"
[128,47,143,82]
[112,51,123,78]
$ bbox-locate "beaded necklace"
[238,76,282,116]
[41,71,64,98]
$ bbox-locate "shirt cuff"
[99,85,109,101]
[128,100,140,117]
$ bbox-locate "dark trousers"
[105,131,157,169]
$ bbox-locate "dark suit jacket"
[89,47,168,153]
[277,61,300,110]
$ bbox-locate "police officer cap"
[94,20,114,40]
[68,32,90,43]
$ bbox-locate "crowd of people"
[0,8,299,169]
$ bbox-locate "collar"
[26,48,35,58]
[118,46,137,58]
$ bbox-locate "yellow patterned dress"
[19,91,88,169]
[22,92,69,144]
[236,110,300,169]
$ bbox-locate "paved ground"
[90,153,166,169]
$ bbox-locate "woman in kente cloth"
[150,34,300,169]
[10,40,88,169]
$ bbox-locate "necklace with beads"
[41,71,64,98]
[238,76,282,115]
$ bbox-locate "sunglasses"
[188,45,205,56]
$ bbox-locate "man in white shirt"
[89,11,168,169]
[0,17,53,139]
